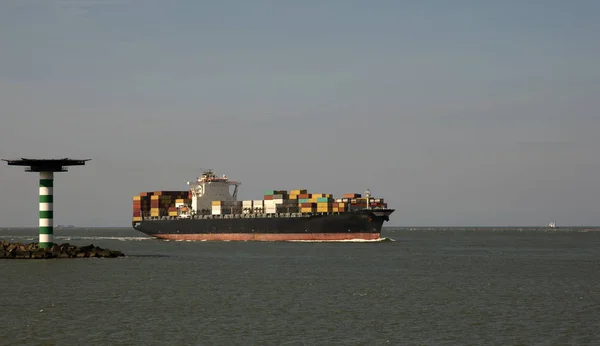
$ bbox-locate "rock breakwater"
[0,241,125,259]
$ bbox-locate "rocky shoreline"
[0,241,125,259]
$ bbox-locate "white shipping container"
[272,199,284,205]
[253,200,264,206]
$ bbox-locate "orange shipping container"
[344,193,361,198]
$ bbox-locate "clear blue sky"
[1,0,599,227]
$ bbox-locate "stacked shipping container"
[211,200,242,215]
[262,190,298,214]
[133,188,388,220]
[132,191,190,221]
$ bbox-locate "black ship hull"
[133,209,394,241]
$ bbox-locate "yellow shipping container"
[311,193,331,198]
[133,196,141,201]
[132,216,142,221]
[212,200,223,206]
[290,189,308,195]
[151,195,159,200]
[168,211,178,217]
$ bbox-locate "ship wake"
[58,236,153,242]
[288,237,395,243]
[0,235,153,242]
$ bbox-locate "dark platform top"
[2,158,90,172]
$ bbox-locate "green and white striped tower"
[2,158,90,249]
[39,171,54,248]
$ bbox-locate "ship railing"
[140,212,322,222]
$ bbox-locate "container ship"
[132,169,394,241]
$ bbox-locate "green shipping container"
[298,198,310,203]
[317,197,331,203]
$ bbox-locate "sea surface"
[1,227,599,346]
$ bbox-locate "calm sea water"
[1,227,599,345]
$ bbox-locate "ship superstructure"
[186,169,240,215]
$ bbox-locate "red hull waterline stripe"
[152,233,381,241]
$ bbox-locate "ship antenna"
[365,189,371,210]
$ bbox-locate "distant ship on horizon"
[547,221,557,229]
